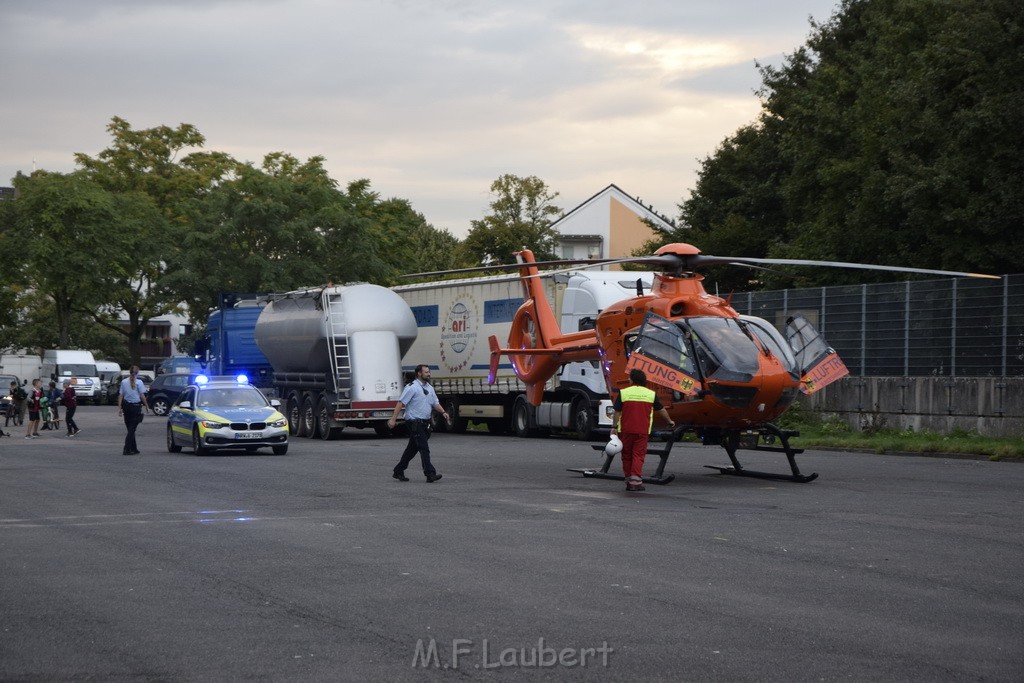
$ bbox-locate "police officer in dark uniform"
[387,364,449,482]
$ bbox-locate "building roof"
[552,183,675,233]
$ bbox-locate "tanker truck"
[197,285,417,439]
[393,270,654,439]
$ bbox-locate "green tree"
[74,117,235,362]
[9,171,143,348]
[652,122,791,291]
[0,195,24,348]
[342,180,468,283]
[462,174,562,265]
[170,157,397,318]
[676,0,1024,288]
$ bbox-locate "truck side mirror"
[193,338,209,360]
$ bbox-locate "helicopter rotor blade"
[400,255,677,280]
[695,256,1001,280]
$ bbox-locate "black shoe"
[392,472,409,482]
[426,473,443,483]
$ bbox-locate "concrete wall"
[801,377,1024,438]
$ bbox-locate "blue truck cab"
[195,296,274,391]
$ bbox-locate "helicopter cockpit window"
[785,315,832,372]
[740,315,799,379]
[629,315,700,378]
[687,317,761,382]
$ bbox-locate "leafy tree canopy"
[461,174,562,265]
[664,0,1024,289]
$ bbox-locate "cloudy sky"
[1,0,839,237]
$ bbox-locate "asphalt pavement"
[1,406,1022,681]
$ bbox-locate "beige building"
[553,184,674,267]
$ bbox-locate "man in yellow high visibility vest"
[611,369,674,491]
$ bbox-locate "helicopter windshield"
[740,315,800,380]
[686,317,761,382]
[630,315,700,378]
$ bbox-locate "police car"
[166,375,289,455]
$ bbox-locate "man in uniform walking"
[610,369,674,491]
[387,364,449,483]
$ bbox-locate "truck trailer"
[393,270,654,439]
[0,353,42,387]
[198,285,418,439]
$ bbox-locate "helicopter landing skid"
[703,465,817,484]
[568,431,678,485]
[705,424,818,483]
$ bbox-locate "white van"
[0,353,43,385]
[41,350,102,404]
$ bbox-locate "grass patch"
[776,405,1024,460]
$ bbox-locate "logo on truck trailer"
[440,296,479,373]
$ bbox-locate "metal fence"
[733,274,1024,378]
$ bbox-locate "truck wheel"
[513,396,538,438]
[573,397,597,441]
[444,398,467,433]
[317,396,342,440]
[301,393,318,438]
[286,393,301,436]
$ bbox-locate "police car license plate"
[236,432,263,440]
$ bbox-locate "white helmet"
[604,434,623,457]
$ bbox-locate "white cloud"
[0,0,840,236]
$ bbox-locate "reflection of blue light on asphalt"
[233,517,253,522]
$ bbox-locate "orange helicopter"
[457,243,1000,484]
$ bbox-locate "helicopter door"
[785,314,849,394]
[624,312,701,395]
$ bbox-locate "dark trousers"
[65,406,78,434]
[394,420,436,476]
[123,404,142,453]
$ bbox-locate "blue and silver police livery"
[166,375,289,455]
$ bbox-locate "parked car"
[157,356,205,376]
[166,375,288,455]
[146,373,196,416]
[105,371,156,404]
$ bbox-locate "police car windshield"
[198,386,267,408]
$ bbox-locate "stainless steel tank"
[254,284,417,374]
